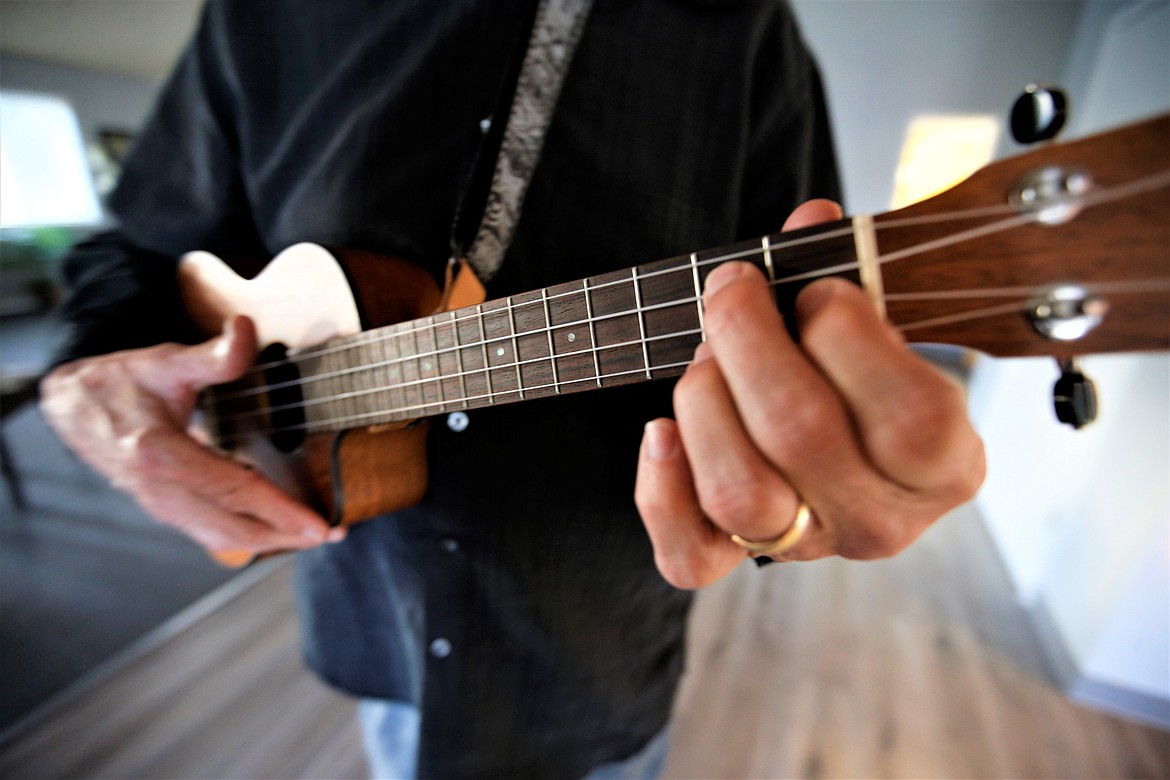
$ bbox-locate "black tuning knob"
[1011,84,1068,144]
[1053,357,1097,429]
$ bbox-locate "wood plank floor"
[0,403,235,731]
[0,504,1166,779]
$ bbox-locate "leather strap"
[463,0,594,281]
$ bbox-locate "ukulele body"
[178,244,478,564]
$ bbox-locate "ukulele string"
[243,167,1170,383]
[210,170,1170,437]
[213,270,1170,442]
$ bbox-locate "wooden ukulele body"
[179,244,484,563]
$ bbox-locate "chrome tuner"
[1010,166,1093,225]
[1028,285,1108,341]
[1053,357,1098,429]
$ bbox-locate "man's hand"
[634,200,986,589]
[39,316,340,557]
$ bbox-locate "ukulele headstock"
[875,113,1170,359]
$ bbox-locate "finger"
[700,262,874,494]
[796,279,986,494]
[672,342,801,544]
[782,198,843,231]
[634,418,743,589]
[121,425,335,544]
[145,484,316,553]
[138,316,259,402]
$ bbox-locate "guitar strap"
[457,0,595,282]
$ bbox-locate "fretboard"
[282,221,859,435]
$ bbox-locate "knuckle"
[220,466,268,508]
[840,509,919,560]
[633,480,663,520]
[760,392,839,464]
[124,426,170,472]
[696,476,768,528]
[873,379,969,467]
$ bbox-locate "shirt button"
[429,638,452,659]
[447,412,470,432]
[439,536,459,553]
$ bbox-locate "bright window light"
[890,114,999,209]
[0,90,102,228]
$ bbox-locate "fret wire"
[582,278,603,387]
[762,235,775,283]
[541,288,560,394]
[507,296,524,400]
[689,252,706,343]
[452,311,467,402]
[380,331,395,414]
[430,319,445,411]
[477,304,494,404]
[409,322,422,411]
[356,338,370,421]
[220,327,705,427]
[631,266,652,379]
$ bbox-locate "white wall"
[969,0,1170,727]
[794,0,1170,727]
[791,0,1082,212]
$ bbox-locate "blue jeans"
[358,700,670,780]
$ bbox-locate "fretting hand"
[634,200,986,588]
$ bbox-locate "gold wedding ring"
[730,501,812,557]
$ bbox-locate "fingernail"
[326,527,348,544]
[703,262,750,299]
[692,341,714,365]
[644,420,678,461]
[212,318,237,361]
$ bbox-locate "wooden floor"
[0,504,1166,779]
[0,403,234,731]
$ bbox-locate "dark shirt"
[54,0,839,775]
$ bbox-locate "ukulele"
[179,114,1170,566]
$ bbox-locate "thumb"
[147,316,260,395]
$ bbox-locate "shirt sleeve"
[50,0,264,367]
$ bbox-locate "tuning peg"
[1011,84,1068,144]
[1053,357,1097,429]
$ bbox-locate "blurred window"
[0,90,102,228]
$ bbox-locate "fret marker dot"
[422,361,432,371]
[496,347,506,357]
[567,333,576,342]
